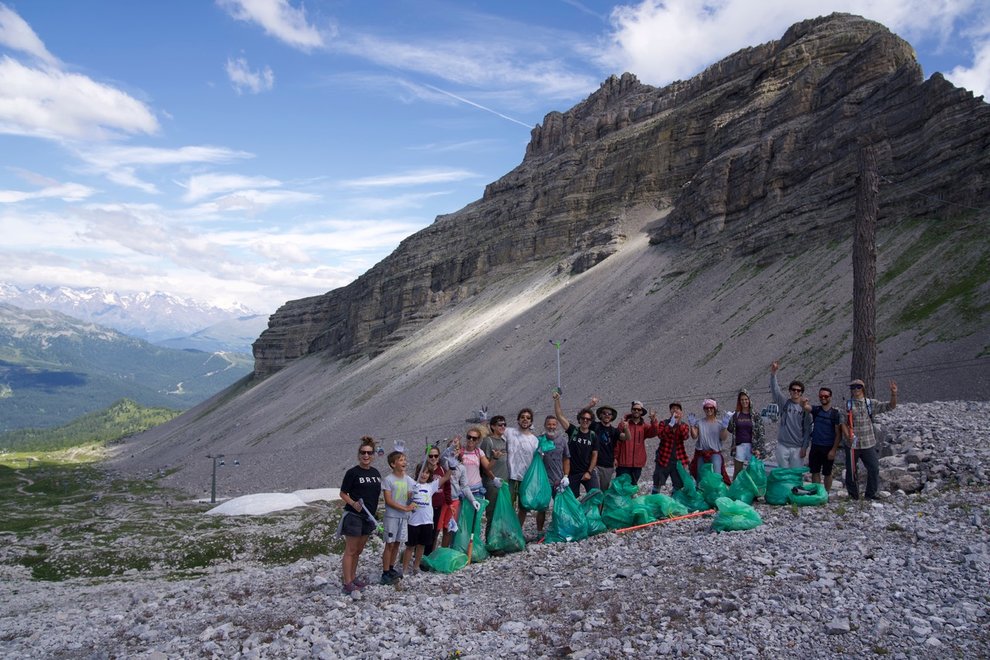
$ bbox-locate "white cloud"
[0,55,159,140]
[190,188,319,214]
[75,145,254,194]
[340,168,478,189]
[948,42,990,97]
[337,35,597,102]
[600,0,983,86]
[948,29,990,98]
[0,181,95,203]
[180,173,281,202]
[79,145,254,168]
[0,3,57,64]
[225,56,275,94]
[218,0,329,52]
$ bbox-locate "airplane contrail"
[424,84,533,129]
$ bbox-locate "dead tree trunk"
[852,144,879,396]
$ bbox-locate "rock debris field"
[2,401,989,658]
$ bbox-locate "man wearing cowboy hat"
[616,400,659,485]
[588,396,619,491]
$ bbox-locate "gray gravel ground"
[2,402,988,659]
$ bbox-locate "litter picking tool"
[359,499,383,537]
[549,338,566,393]
[613,509,716,534]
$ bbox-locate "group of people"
[337,362,898,594]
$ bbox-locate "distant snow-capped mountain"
[0,284,263,346]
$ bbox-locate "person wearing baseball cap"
[840,378,898,500]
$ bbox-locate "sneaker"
[352,577,368,590]
[342,582,358,595]
[380,571,395,585]
[388,567,403,579]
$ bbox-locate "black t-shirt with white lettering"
[565,423,601,477]
[341,465,382,517]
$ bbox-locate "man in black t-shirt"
[588,396,619,491]
[552,391,600,497]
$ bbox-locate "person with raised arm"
[553,391,600,496]
[615,400,659,486]
[769,361,812,468]
[841,378,898,501]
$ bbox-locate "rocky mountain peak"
[252,13,988,379]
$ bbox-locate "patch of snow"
[202,488,339,516]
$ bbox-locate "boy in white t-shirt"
[401,462,451,574]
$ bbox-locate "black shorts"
[341,511,376,537]
[808,444,835,475]
[407,522,434,547]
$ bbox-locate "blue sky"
[1,0,987,313]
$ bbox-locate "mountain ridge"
[0,303,253,431]
[112,13,990,496]
[0,283,262,347]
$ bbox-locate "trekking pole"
[549,339,566,394]
[613,509,716,534]
[846,404,858,484]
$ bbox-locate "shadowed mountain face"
[113,14,990,497]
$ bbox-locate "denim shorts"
[341,511,376,537]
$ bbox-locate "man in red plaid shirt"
[651,402,691,494]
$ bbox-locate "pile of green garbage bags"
[765,467,828,506]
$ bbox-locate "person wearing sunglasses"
[339,436,382,595]
[587,396,619,492]
[841,378,898,500]
[689,399,731,483]
[480,416,510,534]
[769,360,812,468]
[803,387,842,492]
[419,448,448,556]
[553,391,600,496]
[615,400,659,486]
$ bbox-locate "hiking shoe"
[352,577,368,590]
[387,567,403,580]
[380,571,395,585]
[342,582,358,595]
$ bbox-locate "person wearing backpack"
[769,361,812,468]
[841,378,898,500]
[802,387,842,491]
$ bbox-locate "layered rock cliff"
[253,13,990,377]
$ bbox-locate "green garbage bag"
[727,456,767,504]
[672,462,708,512]
[580,489,607,536]
[630,498,658,525]
[451,496,489,561]
[636,493,689,519]
[420,547,469,573]
[486,484,526,554]
[601,473,639,530]
[544,488,589,543]
[538,435,556,453]
[469,496,489,563]
[520,449,552,512]
[711,496,763,532]
[699,466,729,507]
[765,467,809,505]
[788,481,828,506]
